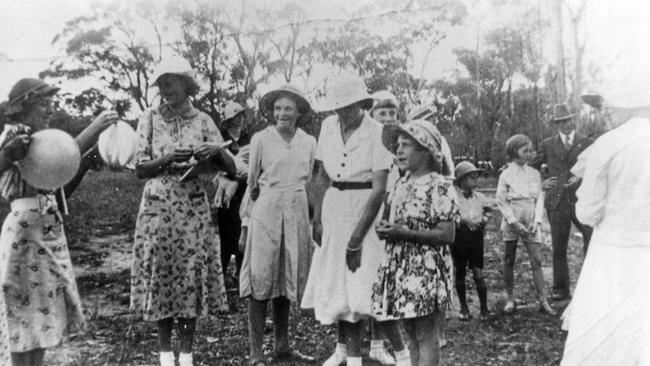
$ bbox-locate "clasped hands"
[163,144,224,165]
[510,221,541,236]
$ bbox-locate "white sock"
[335,343,347,354]
[370,340,384,350]
[159,351,175,366]
[347,356,363,366]
[395,348,411,361]
[179,352,193,366]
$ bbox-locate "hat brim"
[4,84,60,116]
[581,94,604,109]
[223,109,247,124]
[551,113,576,123]
[381,123,434,155]
[259,88,313,122]
[456,168,483,182]
[315,97,374,112]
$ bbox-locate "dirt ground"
[37,170,587,365]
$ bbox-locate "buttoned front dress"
[301,114,393,324]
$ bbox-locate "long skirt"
[130,177,228,321]
[0,196,84,352]
[301,187,386,324]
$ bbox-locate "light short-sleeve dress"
[239,126,316,302]
[130,102,229,321]
[301,113,393,324]
[371,172,459,318]
[0,128,85,352]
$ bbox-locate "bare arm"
[378,221,456,246]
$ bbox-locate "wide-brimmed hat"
[454,161,482,182]
[150,56,197,87]
[316,74,373,112]
[406,104,437,122]
[4,78,60,116]
[259,84,312,122]
[371,90,399,110]
[550,103,576,122]
[382,119,442,160]
[17,128,80,190]
[222,101,247,124]
[580,93,604,110]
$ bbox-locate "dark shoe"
[271,349,316,363]
[551,291,571,301]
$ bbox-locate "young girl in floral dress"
[372,119,459,366]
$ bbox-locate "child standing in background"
[453,161,494,320]
[496,134,555,315]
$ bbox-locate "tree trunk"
[553,0,567,103]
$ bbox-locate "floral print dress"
[130,101,229,321]
[371,172,459,319]
[0,164,85,352]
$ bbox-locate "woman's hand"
[542,177,558,191]
[3,134,31,162]
[90,110,119,132]
[312,221,323,246]
[528,222,542,235]
[375,221,408,241]
[164,148,193,164]
[193,143,226,162]
[345,236,363,272]
[239,226,248,253]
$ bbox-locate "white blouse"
[316,113,393,182]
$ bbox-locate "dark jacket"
[532,132,593,210]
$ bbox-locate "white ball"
[18,129,81,190]
[98,121,138,169]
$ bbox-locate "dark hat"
[580,93,604,110]
[550,102,576,122]
[5,78,60,116]
[454,161,483,182]
[259,84,312,122]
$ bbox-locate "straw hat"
[259,84,312,122]
[454,161,482,182]
[222,101,247,124]
[150,56,197,87]
[18,129,80,190]
[316,74,373,112]
[371,90,399,110]
[382,119,442,160]
[550,103,576,122]
[5,78,60,116]
[406,104,436,122]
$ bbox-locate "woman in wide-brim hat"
[131,56,235,366]
[301,75,410,366]
[238,84,316,365]
[0,77,117,366]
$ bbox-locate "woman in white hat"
[0,78,117,366]
[130,56,235,366]
[239,84,316,365]
[560,79,650,366]
[301,75,409,366]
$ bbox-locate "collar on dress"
[157,99,198,121]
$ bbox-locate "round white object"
[98,121,138,169]
[18,129,81,190]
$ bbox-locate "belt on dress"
[331,181,373,190]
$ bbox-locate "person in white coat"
[560,80,650,365]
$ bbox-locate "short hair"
[505,134,532,161]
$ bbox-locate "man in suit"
[533,103,593,301]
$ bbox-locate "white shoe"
[323,350,347,366]
[369,347,396,365]
[160,351,175,366]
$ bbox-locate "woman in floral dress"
[372,119,459,365]
[0,78,117,366]
[130,57,235,366]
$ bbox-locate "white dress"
[301,113,393,324]
[561,117,650,365]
